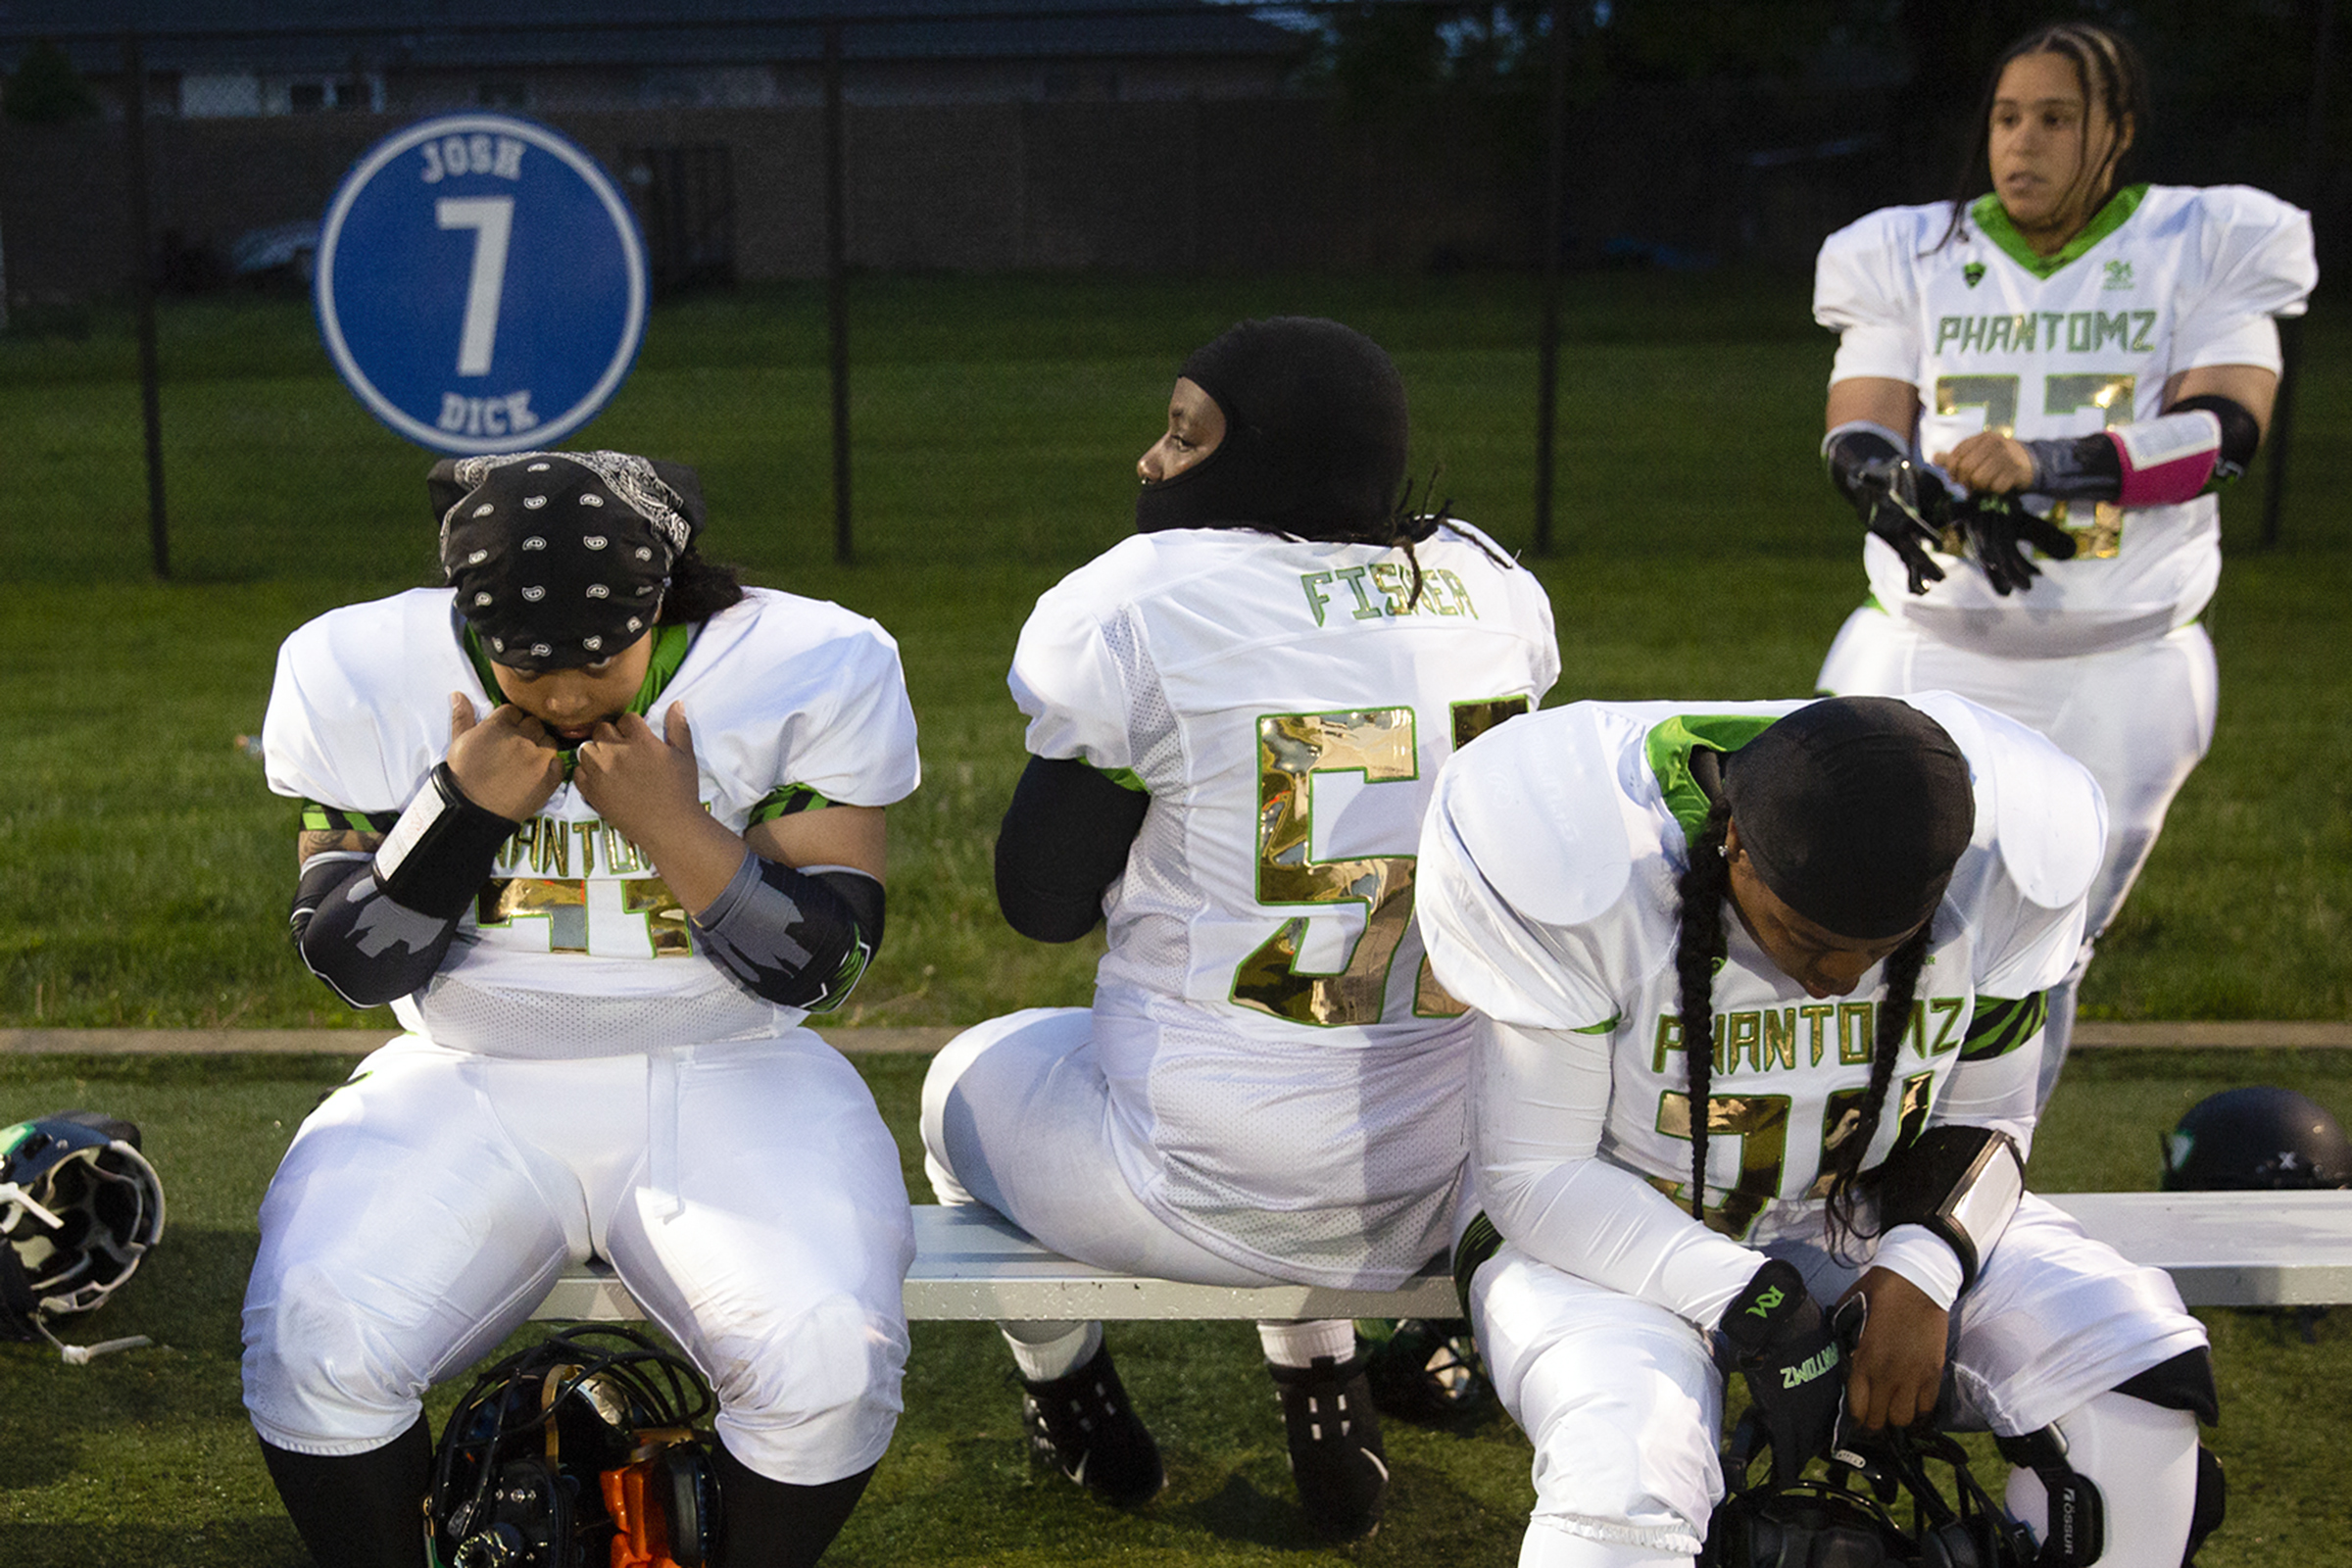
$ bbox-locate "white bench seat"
[532,1191,2352,1324]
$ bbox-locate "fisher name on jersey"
[1816,184,2316,656]
[264,586,920,1054]
[1009,521,1557,1282]
[1417,694,2102,1241]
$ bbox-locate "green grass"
[0,271,2344,1560]
[2,273,2346,1029]
[0,1048,2344,1566]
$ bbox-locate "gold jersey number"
[1231,697,1527,1027]
[1647,1072,1937,1239]
[1935,372,2136,558]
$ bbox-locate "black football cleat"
[1270,1348,1389,1542]
[1021,1342,1166,1508]
[1362,1317,1494,1425]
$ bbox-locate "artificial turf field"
[0,270,2347,1562]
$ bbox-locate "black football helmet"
[1704,1416,2039,1568]
[2160,1086,2352,1191]
[430,1324,719,1568]
[0,1110,167,1343]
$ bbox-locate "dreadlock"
[1674,798,1737,1222]
[1821,920,1935,1253]
[1673,804,1938,1241]
[1934,21,2150,254]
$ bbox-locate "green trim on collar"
[1643,713,1782,843]
[1969,183,2146,278]
[630,623,694,715]
[460,621,694,716]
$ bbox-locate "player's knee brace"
[689,850,883,1011]
[2001,1357,2216,1568]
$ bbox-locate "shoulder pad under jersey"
[1904,691,2105,910]
[1436,703,1635,929]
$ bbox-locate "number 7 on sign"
[436,196,514,377]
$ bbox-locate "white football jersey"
[1418,694,2101,1240]
[1815,184,2315,655]
[1010,522,1557,1276]
[264,587,921,1054]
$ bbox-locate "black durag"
[1720,697,1976,940]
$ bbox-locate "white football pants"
[242,1031,913,1484]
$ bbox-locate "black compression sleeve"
[290,854,464,1009]
[2169,392,2262,479]
[689,853,885,1011]
[994,755,1151,943]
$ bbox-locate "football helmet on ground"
[0,1109,166,1357]
[2160,1086,2352,1191]
[430,1324,719,1568]
[1704,1416,2039,1568]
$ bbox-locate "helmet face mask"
[432,1325,719,1568]
[1703,1417,2039,1568]
[0,1112,167,1338]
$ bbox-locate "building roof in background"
[0,0,1311,71]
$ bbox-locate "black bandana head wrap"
[432,451,706,671]
[1134,316,1410,538]
[1720,697,1976,941]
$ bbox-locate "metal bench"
[530,1192,2352,1324]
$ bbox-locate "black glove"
[1958,494,2079,596]
[1719,1259,1847,1486]
[1825,427,1952,596]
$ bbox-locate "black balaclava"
[1720,697,1977,941]
[431,451,706,671]
[1134,316,1410,538]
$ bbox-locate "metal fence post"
[123,29,170,579]
[1530,0,1568,558]
[824,17,854,564]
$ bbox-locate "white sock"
[2004,1391,2198,1566]
[1002,1319,1102,1384]
[1257,1317,1357,1368]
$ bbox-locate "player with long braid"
[1812,21,2318,1105]
[1420,695,2224,1568]
[1672,791,1934,1250]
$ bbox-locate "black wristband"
[2022,434,2123,500]
[373,763,519,922]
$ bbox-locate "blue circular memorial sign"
[316,114,647,454]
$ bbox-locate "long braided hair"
[1933,21,2150,254]
[1674,801,1937,1249]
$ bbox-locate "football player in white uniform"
[244,452,920,1568]
[1811,21,2318,1103]
[920,318,1558,1540]
[1418,695,2222,1568]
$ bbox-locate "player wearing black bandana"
[244,451,921,1568]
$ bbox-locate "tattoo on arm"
[299,829,383,865]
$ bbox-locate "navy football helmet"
[2161,1086,2352,1191]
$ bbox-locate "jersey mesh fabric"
[400,971,786,1057]
[1138,1014,1471,1281]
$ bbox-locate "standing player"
[244,451,920,1568]
[1417,694,2223,1568]
[920,318,1557,1540]
[1811,21,2318,1102]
